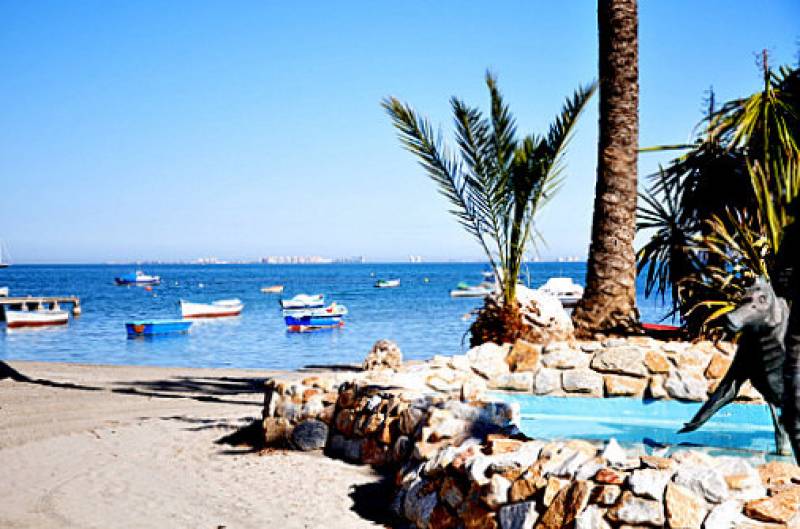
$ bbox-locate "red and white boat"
[5,307,69,328]
[180,299,244,318]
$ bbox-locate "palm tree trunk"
[572,0,640,337]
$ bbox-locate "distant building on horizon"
[261,255,334,264]
[408,255,423,263]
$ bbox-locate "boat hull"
[375,279,400,288]
[284,314,343,327]
[286,321,344,332]
[180,300,243,319]
[450,289,492,298]
[126,320,192,336]
[261,286,285,294]
[5,310,69,328]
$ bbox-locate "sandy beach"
[0,360,389,529]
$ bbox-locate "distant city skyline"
[1,1,798,263]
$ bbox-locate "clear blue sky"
[1,1,798,263]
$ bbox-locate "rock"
[744,486,800,524]
[429,504,458,529]
[542,477,569,507]
[604,375,647,397]
[562,369,603,395]
[498,500,538,529]
[450,354,472,372]
[644,350,671,374]
[575,458,606,480]
[580,341,603,352]
[737,381,764,402]
[262,416,291,446]
[628,469,673,501]
[713,457,766,501]
[665,369,708,401]
[484,474,512,509]
[489,372,534,392]
[328,434,362,462]
[460,501,498,529]
[757,461,800,490]
[591,485,621,506]
[403,478,438,528]
[440,476,465,509]
[595,468,626,485]
[506,339,542,372]
[542,349,589,370]
[705,500,744,529]
[662,342,689,353]
[532,368,561,395]
[468,342,512,380]
[363,339,403,370]
[600,439,628,467]
[603,337,628,347]
[537,480,592,529]
[607,491,665,526]
[290,419,329,451]
[665,482,708,529]
[648,375,668,399]
[510,471,540,502]
[515,285,574,342]
[706,353,732,379]
[575,505,610,529]
[675,463,730,503]
[590,347,648,377]
[640,455,675,471]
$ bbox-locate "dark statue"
[679,277,794,457]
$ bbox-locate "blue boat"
[115,270,161,286]
[284,314,344,327]
[125,319,192,337]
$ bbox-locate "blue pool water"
[0,263,671,370]
[501,393,785,457]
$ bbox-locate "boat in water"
[279,293,324,309]
[283,302,347,329]
[536,277,584,307]
[180,299,243,318]
[0,287,8,297]
[115,270,161,286]
[126,319,192,337]
[5,306,69,328]
[260,285,285,294]
[375,279,400,288]
[450,281,494,298]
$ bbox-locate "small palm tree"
[383,72,595,342]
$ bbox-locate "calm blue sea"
[0,263,670,370]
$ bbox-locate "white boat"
[115,270,161,285]
[0,287,8,297]
[536,277,584,307]
[5,307,69,328]
[450,282,494,298]
[180,299,244,318]
[375,279,400,288]
[260,285,285,294]
[280,294,325,309]
[282,302,348,318]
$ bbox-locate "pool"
[497,393,790,459]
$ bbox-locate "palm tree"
[384,72,596,343]
[572,0,641,337]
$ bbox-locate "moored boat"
[0,240,10,268]
[5,307,69,328]
[180,299,243,318]
[535,277,584,307]
[450,281,494,298]
[115,270,161,286]
[0,286,8,297]
[286,321,344,333]
[125,319,192,337]
[283,302,347,327]
[279,294,324,309]
[260,285,285,294]
[375,279,400,288]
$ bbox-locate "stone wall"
[262,373,800,528]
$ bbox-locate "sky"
[1,1,798,264]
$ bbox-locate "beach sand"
[0,361,390,529]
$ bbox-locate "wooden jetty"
[0,296,81,322]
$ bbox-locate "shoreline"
[0,360,388,529]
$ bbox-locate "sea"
[0,263,671,370]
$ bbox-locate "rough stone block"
[604,375,647,397]
[562,369,603,395]
[590,347,647,377]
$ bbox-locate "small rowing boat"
[375,279,400,288]
[0,286,8,297]
[5,307,69,328]
[126,319,192,337]
[280,294,324,309]
[260,285,285,294]
[115,270,161,286]
[450,281,494,298]
[283,302,347,327]
[286,321,344,333]
[180,299,243,318]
